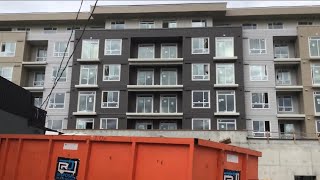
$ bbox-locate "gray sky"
[0,1,320,13]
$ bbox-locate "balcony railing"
[28,106,47,129]
[247,130,320,140]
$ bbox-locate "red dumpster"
[0,135,261,180]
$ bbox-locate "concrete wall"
[62,129,320,180]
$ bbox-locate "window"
[192,90,210,108]
[102,91,119,108]
[215,37,234,57]
[33,96,43,108]
[279,123,295,138]
[52,66,67,82]
[78,92,96,112]
[80,65,97,85]
[111,21,125,29]
[159,122,177,130]
[276,69,291,85]
[47,120,63,130]
[216,64,235,85]
[103,64,121,81]
[53,42,69,57]
[33,72,45,86]
[48,93,65,109]
[250,65,268,81]
[67,27,81,31]
[309,37,320,57]
[252,92,269,109]
[136,96,153,113]
[192,119,210,130]
[278,96,293,112]
[294,176,316,180]
[249,39,266,54]
[314,92,320,113]
[138,44,155,58]
[36,48,47,61]
[135,121,153,130]
[192,19,207,27]
[139,21,155,29]
[253,121,270,137]
[192,37,209,54]
[298,21,313,25]
[16,27,31,31]
[242,23,257,30]
[0,67,13,81]
[218,119,236,130]
[268,22,283,29]
[217,91,235,113]
[100,118,118,129]
[105,39,122,55]
[43,27,57,33]
[192,64,209,80]
[0,27,12,31]
[161,44,177,58]
[312,64,320,85]
[160,95,177,113]
[160,69,177,85]
[0,42,16,57]
[76,118,94,129]
[274,44,289,58]
[162,20,177,28]
[137,69,154,85]
[316,120,320,133]
[81,39,99,59]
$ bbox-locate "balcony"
[275,64,302,92]
[23,40,48,67]
[273,36,300,64]
[22,69,45,92]
[127,85,183,91]
[129,36,183,66]
[126,112,183,119]
[276,92,305,120]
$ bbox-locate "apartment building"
[0,3,320,139]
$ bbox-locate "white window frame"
[52,66,67,82]
[139,21,155,29]
[138,44,155,59]
[311,64,320,85]
[79,65,97,85]
[135,121,153,130]
[36,47,47,61]
[81,39,99,59]
[313,92,320,114]
[278,96,293,112]
[33,72,45,87]
[160,43,178,58]
[216,63,235,85]
[101,91,120,108]
[276,69,291,85]
[137,69,154,85]
[268,22,284,29]
[215,37,234,58]
[309,37,320,58]
[53,42,69,57]
[100,118,118,129]
[192,63,210,81]
[192,118,211,130]
[316,120,320,133]
[46,119,63,131]
[160,68,177,85]
[249,39,267,55]
[192,90,210,109]
[111,21,125,29]
[216,91,236,113]
[298,21,313,25]
[76,118,94,129]
[251,92,269,109]
[191,37,210,54]
[43,27,57,33]
[0,42,16,57]
[105,39,122,55]
[250,65,268,81]
[48,93,65,109]
[16,27,31,32]
[252,120,271,137]
[160,95,177,113]
[191,19,207,27]
[103,64,121,81]
[162,20,177,28]
[136,95,154,113]
[274,44,289,59]
[77,91,96,112]
[242,23,257,30]
[217,119,237,130]
[0,67,13,81]
[159,121,178,130]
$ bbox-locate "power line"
[41,0,99,109]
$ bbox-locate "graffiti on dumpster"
[55,157,80,180]
[223,170,240,180]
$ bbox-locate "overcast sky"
[0,1,320,13]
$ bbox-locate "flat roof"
[0,12,89,22]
